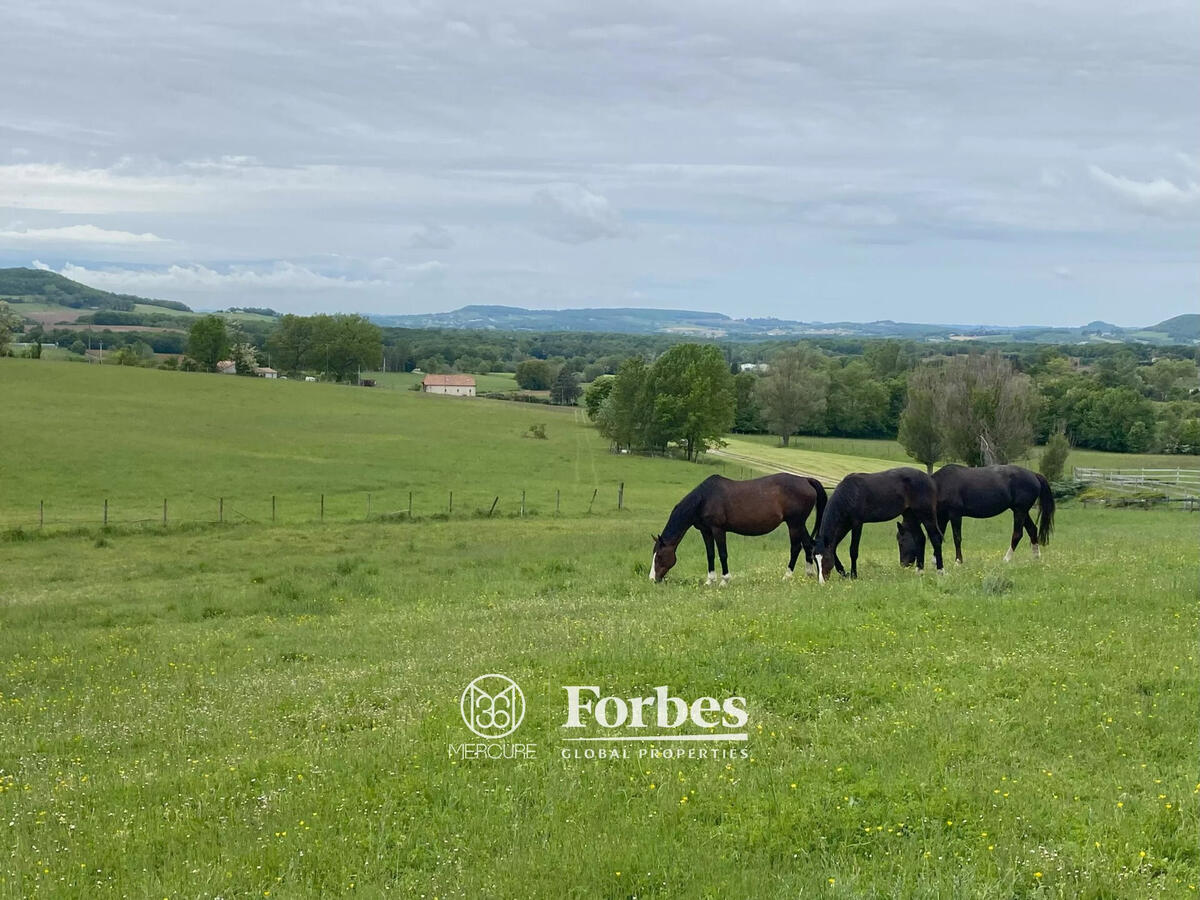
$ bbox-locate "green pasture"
[0,358,1196,896]
[732,434,1200,477]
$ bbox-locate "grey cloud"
[408,223,455,249]
[531,183,623,244]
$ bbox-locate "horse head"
[649,533,677,583]
[896,521,922,567]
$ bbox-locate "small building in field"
[421,374,476,397]
[253,367,279,379]
[216,359,237,374]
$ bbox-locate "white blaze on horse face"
[649,555,657,582]
[815,554,825,584]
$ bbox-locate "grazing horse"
[813,467,943,582]
[650,474,828,584]
[896,464,1055,566]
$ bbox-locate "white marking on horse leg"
[1032,544,1041,559]
[783,568,794,581]
[916,567,925,576]
[721,573,731,586]
[706,571,717,586]
[815,554,825,584]
[1003,547,1014,563]
[954,559,962,566]
[805,561,815,577]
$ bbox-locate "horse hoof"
[916,568,925,576]
[782,569,793,581]
[720,574,731,586]
[706,573,717,586]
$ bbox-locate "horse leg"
[714,529,731,584]
[700,527,717,585]
[784,522,803,579]
[951,516,964,565]
[1022,508,1040,558]
[923,516,945,573]
[848,524,862,579]
[1004,509,1023,562]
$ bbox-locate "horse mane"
[661,480,711,545]
[820,475,861,532]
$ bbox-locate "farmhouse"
[253,366,279,379]
[421,374,476,397]
[216,359,237,374]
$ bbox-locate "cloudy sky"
[3,1,1197,325]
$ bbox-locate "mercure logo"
[460,673,525,739]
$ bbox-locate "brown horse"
[813,467,944,581]
[650,473,827,584]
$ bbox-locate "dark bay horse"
[813,467,943,582]
[650,474,827,584]
[897,464,1055,566]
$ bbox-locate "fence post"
[367,492,372,519]
[588,488,598,513]
[163,498,167,527]
[521,490,525,517]
[489,497,499,517]
[103,499,108,526]
[618,482,624,510]
[219,497,224,524]
[39,500,44,529]
[449,491,453,515]
[408,491,413,518]
[272,495,276,523]
[556,489,560,514]
[320,494,324,522]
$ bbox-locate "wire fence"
[0,482,632,535]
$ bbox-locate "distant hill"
[372,304,1199,345]
[0,267,192,313]
[1148,314,1200,342]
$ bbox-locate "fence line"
[0,483,633,534]
[1074,466,1200,499]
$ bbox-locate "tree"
[1069,387,1157,452]
[113,345,141,366]
[938,351,1038,465]
[1039,432,1071,481]
[583,376,614,420]
[515,359,554,390]
[897,365,943,473]
[1141,358,1197,401]
[595,357,651,451]
[647,343,735,460]
[826,360,890,437]
[0,301,21,356]
[732,371,766,433]
[753,346,828,446]
[69,339,87,355]
[230,340,260,376]
[550,369,581,405]
[187,315,230,372]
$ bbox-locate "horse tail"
[807,477,828,534]
[1036,473,1055,545]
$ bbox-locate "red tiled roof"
[422,374,476,386]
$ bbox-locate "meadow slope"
[0,359,1196,897]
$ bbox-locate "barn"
[421,374,476,397]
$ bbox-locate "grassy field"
[0,359,1196,896]
[733,434,1200,476]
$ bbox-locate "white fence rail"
[1073,466,1200,498]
